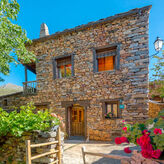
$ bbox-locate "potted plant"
[104,112,113,118]
[115,110,164,162]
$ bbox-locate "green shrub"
[0,103,60,137]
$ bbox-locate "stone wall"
[0,6,151,141]
[0,128,64,164]
[149,101,164,118]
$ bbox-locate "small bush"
[0,103,60,137]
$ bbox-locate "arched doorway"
[70,104,84,136]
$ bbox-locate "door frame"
[61,100,90,139]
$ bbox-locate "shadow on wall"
[92,146,140,164]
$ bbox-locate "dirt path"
[63,141,139,164]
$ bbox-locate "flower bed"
[115,109,164,162]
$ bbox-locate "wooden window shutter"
[98,58,105,72]
[105,56,114,71]
[93,44,120,72]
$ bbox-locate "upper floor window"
[98,56,115,72]
[57,56,72,78]
[53,54,74,79]
[93,44,120,72]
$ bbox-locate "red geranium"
[154,128,162,135]
[120,137,129,143]
[124,147,132,154]
[152,149,161,159]
[115,137,129,144]
[142,143,153,152]
[115,137,122,144]
[122,127,127,132]
[142,130,150,135]
[141,149,152,159]
[139,134,151,149]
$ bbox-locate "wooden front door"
[71,105,84,136]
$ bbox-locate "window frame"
[52,53,75,79]
[93,44,121,73]
[101,99,122,119]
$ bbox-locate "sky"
[1,0,164,86]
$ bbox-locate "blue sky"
[1,0,164,86]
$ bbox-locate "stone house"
[0,5,151,141]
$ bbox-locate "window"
[93,45,120,72]
[98,56,115,71]
[53,54,74,79]
[3,99,8,106]
[105,102,118,118]
[101,100,121,119]
[57,57,72,78]
[35,105,48,112]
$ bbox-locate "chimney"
[40,23,49,38]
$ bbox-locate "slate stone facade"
[0,6,151,141]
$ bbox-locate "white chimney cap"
[40,23,49,38]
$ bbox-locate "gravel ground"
[63,140,139,164]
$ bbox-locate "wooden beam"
[24,64,36,74]
[30,141,58,148]
[57,127,62,164]
[84,151,130,160]
[31,150,59,160]
[25,66,28,82]
[26,140,31,164]
[82,146,86,164]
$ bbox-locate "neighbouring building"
[0,5,151,141]
[148,81,164,118]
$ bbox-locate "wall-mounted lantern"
[154,37,163,52]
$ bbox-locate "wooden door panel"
[71,106,84,136]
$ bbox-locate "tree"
[151,44,164,102]
[0,0,35,81]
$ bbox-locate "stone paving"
[63,141,139,164]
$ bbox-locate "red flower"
[142,143,153,151]
[141,149,152,159]
[139,135,151,149]
[154,128,162,135]
[120,137,129,143]
[115,137,122,144]
[124,147,132,154]
[123,127,127,132]
[142,130,150,135]
[152,149,161,159]
[115,137,129,144]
